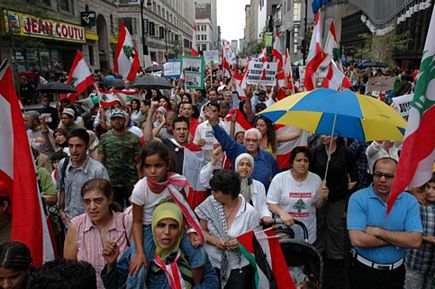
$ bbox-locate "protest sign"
[246,61,278,86]
[203,50,220,64]
[367,75,395,92]
[391,93,413,120]
[181,56,204,90]
[163,60,181,78]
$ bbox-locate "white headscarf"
[235,153,255,203]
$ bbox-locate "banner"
[163,60,181,78]
[181,56,204,90]
[246,61,278,86]
[391,93,413,120]
[367,75,395,92]
[203,50,220,65]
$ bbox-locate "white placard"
[246,61,278,86]
[163,61,181,78]
[391,93,413,120]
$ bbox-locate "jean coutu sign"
[4,10,86,43]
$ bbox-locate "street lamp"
[140,0,152,55]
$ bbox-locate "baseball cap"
[62,108,75,118]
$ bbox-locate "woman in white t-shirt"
[267,146,329,244]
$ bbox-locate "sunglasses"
[373,171,395,179]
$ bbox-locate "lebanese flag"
[304,12,326,91]
[388,7,435,214]
[191,25,199,57]
[98,90,118,107]
[0,61,55,267]
[321,61,352,90]
[114,20,140,82]
[237,228,296,289]
[59,50,94,102]
[272,32,284,71]
[112,89,141,102]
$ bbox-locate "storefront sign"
[4,10,86,43]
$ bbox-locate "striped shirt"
[71,212,132,289]
[59,156,110,221]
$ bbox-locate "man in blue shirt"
[347,157,423,289]
[205,103,279,190]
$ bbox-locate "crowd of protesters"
[0,61,434,289]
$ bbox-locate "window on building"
[110,14,114,33]
[58,0,72,13]
[158,5,161,16]
[293,2,301,22]
[88,45,95,66]
[202,44,207,51]
[286,0,291,12]
[197,35,200,41]
[123,18,134,34]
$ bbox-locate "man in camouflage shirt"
[98,109,141,209]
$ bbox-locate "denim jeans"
[403,265,434,289]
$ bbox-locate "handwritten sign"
[246,61,277,86]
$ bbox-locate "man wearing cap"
[98,109,141,209]
[347,157,423,289]
[60,108,84,133]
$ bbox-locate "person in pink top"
[64,178,132,289]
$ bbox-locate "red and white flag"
[388,7,435,213]
[59,50,94,102]
[258,47,269,62]
[304,12,327,91]
[272,32,284,71]
[191,25,199,57]
[234,65,249,98]
[114,20,140,82]
[222,41,232,78]
[322,61,352,90]
[0,61,54,267]
[97,90,118,107]
[112,89,141,102]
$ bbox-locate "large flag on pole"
[322,61,352,90]
[388,7,435,214]
[0,60,55,267]
[304,12,327,91]
[272,32,284,71]
[59,50,94,102]
[114,20,140,82]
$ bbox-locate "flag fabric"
[312,0,329,14]
[388,7,435,214]
[272,32,284,71]
[237,228,296,289]
[222,42,232,78]
[59,50,94,102]
[234,70,246,98]
[114,20,140,82]
[98,90,119,107]
[154,251,187,289]
[112,89,141,102]
[0,60,55,267]
[237,230,273,289]
[225,108,253,130]
[255,229,296,289]
[191,25,199,57]
[322,61,352,90]
[304,13,326,91]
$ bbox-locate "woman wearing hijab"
[102,202,218,289]
[200,149,272,225]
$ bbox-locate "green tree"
[293,199,306,213]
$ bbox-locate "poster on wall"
[181,56,204,90]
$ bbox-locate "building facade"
[195,0,217,49]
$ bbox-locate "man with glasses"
[347,157,423,289]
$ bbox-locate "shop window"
[89,46,95,66]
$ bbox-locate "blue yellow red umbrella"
[258,88,406,141]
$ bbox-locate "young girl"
[0,241,33,289]
[128,142,205,289]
